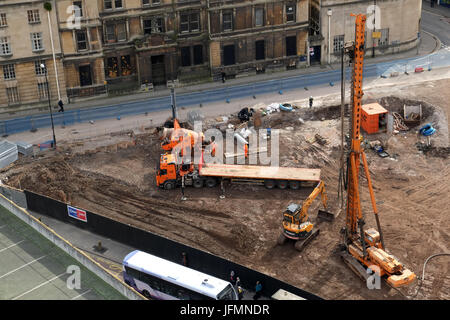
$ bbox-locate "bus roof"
[123,250,230,298]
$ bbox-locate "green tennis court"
[0,205,126,300]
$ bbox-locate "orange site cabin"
[361,103,388,134]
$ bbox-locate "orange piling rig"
[340,14,416,288]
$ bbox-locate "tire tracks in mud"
[71,180,255,262]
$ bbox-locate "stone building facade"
[0,0,66,112]
[310,0,423,64]
[0,0,423,110]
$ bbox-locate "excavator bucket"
[317,209,335,222]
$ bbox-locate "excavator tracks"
[294,229,320,252]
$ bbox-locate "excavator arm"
[296,181,328,222]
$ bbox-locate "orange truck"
[156,152,321,190]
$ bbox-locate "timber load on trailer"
[199,164,320,184]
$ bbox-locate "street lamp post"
[327,9,333,65]
[42,64,57,149]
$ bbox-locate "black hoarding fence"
[24,190,322,300]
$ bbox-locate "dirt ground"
[1,79,449,300]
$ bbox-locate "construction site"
[1,15,449,301]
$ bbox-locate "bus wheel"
[264,180,276,189]
[205,177,217,188]
[142,290,151,299]
[164,181,175,190]
[277,180,289,189]
[193,179,204,188]
[289,181,301,190]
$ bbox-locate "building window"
[3,64,15,80]
[117,22,127,41]
[255,40,265,60]
[223,45,235,66]
[0,37,11,55]
[120,55,132,76]
[79,65,92,86]
[35,60,47,76]
[180,45,204,67]
[193,45,203,65]
[223,11,233,31]
[73,1,83,17]
[255,8,264,27]
[143,17,164,35]
[143,0,160,5]
[76,30,88,50]
[31,32,44,51]
[180,47,191,67]
[106,57,119,77]
[27,9,40,24]
[0,13,7,27]
[105,22,127,42]
[105,0,122,10]
[6,87,20,105]
[333,35,344,53]
[379,28,389,46]
[286,36,297,56]
[37,82,48,100]
[104,0,113,9]
[105,24,115,41]
[286,3,295,22]
[180,12,200,33]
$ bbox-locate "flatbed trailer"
[199,163,321,189]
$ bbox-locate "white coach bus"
[122,250,238,300]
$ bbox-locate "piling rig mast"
[340,14,416,288]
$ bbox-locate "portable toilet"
[361,103,388,134]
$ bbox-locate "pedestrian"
[237,286,244,300]
[253,281,262,300]
[235,276,241,288]
[230,270,236,285]
[309,96,314,108]
[181,252,188,267]
[57,100,64,112]
[221,72,226,83]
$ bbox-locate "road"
[0,59,420,136]
[422,6,450,46]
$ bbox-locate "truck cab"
[156,154,178,189]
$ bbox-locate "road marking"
[0,255,47,279]
[12,272,66,300]
[71,289,92,300]
[0,240,25,253]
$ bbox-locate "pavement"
[0,205,126,300]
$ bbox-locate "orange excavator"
[339,13,416,288]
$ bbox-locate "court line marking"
[0,240,26,253]
[0,255,47,280]
[12,272,66,300]
[71,289,92,300]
